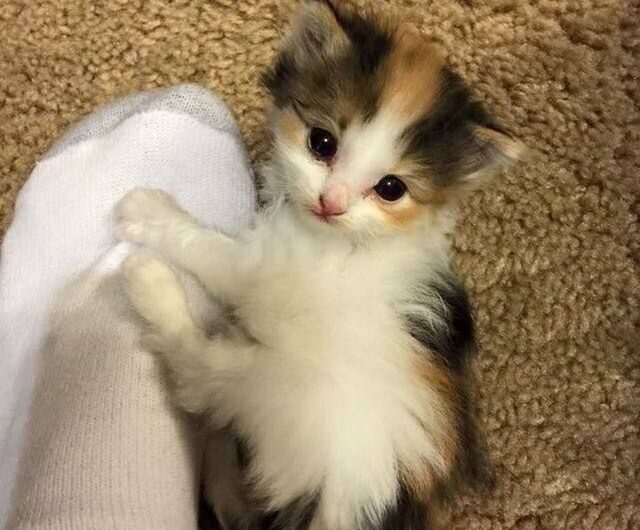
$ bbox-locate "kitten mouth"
[311,208,340,224]
[312,211,330,223]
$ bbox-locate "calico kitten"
[116,1,523,528]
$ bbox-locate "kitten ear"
[285,0,350,61]
[458,124,525,186]
[263,1,353,106]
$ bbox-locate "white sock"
[0,84,256,528]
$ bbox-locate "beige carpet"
[1,0,638,528]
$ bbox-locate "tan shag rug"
[0,1,638,528]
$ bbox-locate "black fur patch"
[198,491,221,530]
[404,272,475,373]
[215,495,318,530]
[376,484,429,530]
[321,0,392,76]
[402,68,505,186]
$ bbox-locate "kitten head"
[262,0,523,237]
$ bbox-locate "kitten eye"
[308,127,337,161]
[374,175,407,202]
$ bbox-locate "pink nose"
[318,185,348,217]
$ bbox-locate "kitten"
[116,1,523,529]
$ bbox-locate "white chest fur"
[214,207,454,528]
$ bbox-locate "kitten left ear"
[286,0,350,60]
[460,125,525,185]
[262,0,350,105]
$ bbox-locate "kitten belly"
[227,356,405,526]
[219,308,452,528]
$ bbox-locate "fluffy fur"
[116,2,522,529]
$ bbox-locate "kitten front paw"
[121,253,191,336]
[115,187,188,246]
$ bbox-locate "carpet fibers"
[0,1,638,528]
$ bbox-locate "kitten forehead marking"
[380,30,444,123]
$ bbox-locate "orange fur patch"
[381,29,444,122]
[401,351,460,500]
[376,197,425,231]
[276,108,306,145]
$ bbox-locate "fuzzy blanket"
[0,1,638,528]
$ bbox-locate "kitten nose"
[319,185,348,216]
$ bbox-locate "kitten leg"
[121,254,256,414]
[116,188,242,301]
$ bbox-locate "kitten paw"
[121,254,191,334]
[115,188,188,246]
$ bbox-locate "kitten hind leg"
[121,254,256,414]
[122,253,193,337]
